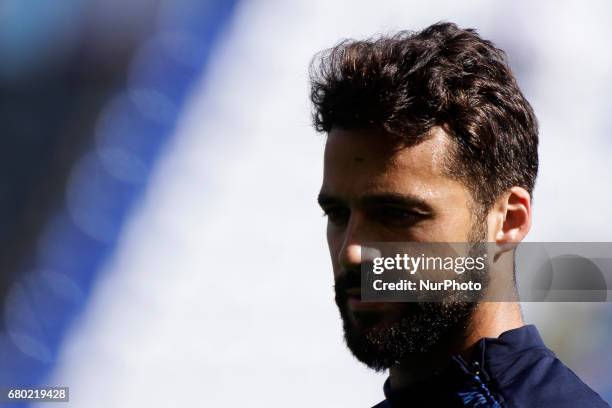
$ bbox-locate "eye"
[372,206,425,227]
[322,206,350,226]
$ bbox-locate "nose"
[337,214,370,272]
[339,243,362,271]
[336,215,381,277]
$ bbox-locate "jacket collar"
[382,325,549,405]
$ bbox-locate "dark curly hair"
[309,22,538,212]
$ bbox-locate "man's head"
[311,23,538,370]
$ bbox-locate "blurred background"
[0,0,610,406]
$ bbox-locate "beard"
[334,222,488,371]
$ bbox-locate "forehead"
[322,127,458,199]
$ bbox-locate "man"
[311,22,609,407]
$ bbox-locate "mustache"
[334,268,423,317]
[334,269,362,296]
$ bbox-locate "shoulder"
[494,348,609,408]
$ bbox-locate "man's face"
[318,127,486,370]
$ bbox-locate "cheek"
[436,212,474,240]
[411,209,473,241]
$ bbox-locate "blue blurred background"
[0,0,610,406]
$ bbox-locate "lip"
[345,287,361,296]
[348,297,389,310]
[345,288,388,311]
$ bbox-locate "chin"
[338,299,476,371]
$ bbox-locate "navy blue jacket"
[374,325,609,407]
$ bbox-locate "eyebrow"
[317,192,434,213]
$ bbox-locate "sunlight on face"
[319,126,477,282]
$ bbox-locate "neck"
[389,301,524,390]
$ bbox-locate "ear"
[487,187,532,249]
